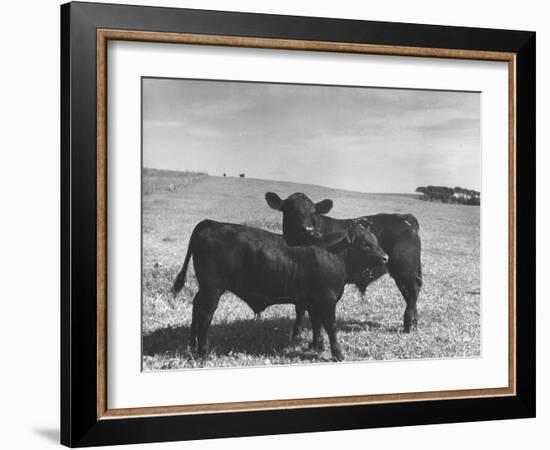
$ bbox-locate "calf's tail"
[172,219,214,298]
[172,220,210,298]
[172,241,193,298]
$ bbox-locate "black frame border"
[61,2,535,447]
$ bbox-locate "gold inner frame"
[96,29,517,420]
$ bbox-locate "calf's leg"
[189,298,200,351]
[292,306,307,340]
[308,310,324,352]
[388,236,422,332]
[318,301,344,361]
[393,270,422,332]
[191,288,222,356]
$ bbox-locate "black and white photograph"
[53,2,538,447]
[141,77,481,370]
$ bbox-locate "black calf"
[266,192,422,333]
[172,220,388,360]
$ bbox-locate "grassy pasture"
[142,169,480,370]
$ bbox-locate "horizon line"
[142,166,457,197]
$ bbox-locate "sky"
[142,77,480,194]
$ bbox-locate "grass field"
[142,168,480,370]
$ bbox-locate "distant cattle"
[265,192,422,332]
[172,219,388,361]
[239,173,245,178]
[223,173,226,177]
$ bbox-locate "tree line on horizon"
[415,185,480,205]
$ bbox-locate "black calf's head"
[314,224,388,267]
[346,223,389,267]
[265,192,332,245]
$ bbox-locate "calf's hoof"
[308,341,324,352]
[196,345,209,359]
[330,343,345,361]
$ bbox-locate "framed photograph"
[61,2,535,447]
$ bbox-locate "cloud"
[416,117,480,135]
[142,79,480,193]
[143,119,223,138]
[143,119,185,129]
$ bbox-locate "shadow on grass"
[143,317,308,358]
[335,318,401,333]
[143,314,404,363]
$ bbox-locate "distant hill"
[142,169,430,227]
[416,185,480,205]
[143,168,208,195]
[143,168,418,200]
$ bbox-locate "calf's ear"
[346,224,359,244]
[321,231,349,253]
[265,192,283,211]
[315,199,333,215]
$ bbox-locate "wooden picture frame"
[61,1,535,447]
